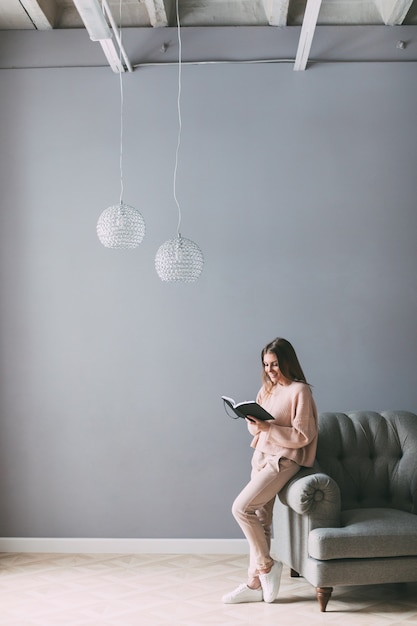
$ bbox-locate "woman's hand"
[246,416,270,433]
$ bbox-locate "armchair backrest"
[316,411,417,513]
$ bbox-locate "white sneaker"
[222,583,263,604]
[259,560,283,603]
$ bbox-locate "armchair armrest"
[279,471,341,528]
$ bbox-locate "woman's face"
[263,352,281,385]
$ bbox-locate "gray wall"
[0,29,416,538]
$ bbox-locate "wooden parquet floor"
[1,552,416,625]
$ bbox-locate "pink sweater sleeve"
[263,387,317,449]
[253,383,318,466]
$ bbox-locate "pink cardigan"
[249,381,318,467]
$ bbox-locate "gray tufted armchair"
[273,410,417,611]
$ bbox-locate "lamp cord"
[118,0,124,206]
[173,0,182,237]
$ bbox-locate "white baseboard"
[0,537,250,554]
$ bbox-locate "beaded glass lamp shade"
[155,234,204,282]
[97,202,146,249]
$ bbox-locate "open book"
[222,396,274,422]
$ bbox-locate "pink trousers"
[232,450,300,579]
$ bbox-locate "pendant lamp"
[155,234,204,282]
[96,1,145,249]
[97,202,145,248]
[155,0,204,282]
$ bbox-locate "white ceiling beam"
[143,0,173,26]
[263,0,290,26]
[294,0,323,71]
[99,39,125,72]
[72,0,132,73]
[101,0,133,71]
[72,0,112,39]
[375,0,414,24]
[19,0,56,29]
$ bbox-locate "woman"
[222,337,318,604]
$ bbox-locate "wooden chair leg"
[290,568,300,577]
[316,587,333,612]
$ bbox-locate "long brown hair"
[261,337,309,392]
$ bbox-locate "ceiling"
[2,0,417,71]
[2,0,417,29]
